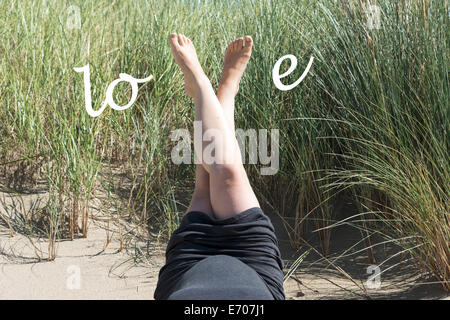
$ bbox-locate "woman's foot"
[218,36,253,98]
[169,33,207,98]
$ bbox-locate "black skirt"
[154,207,285,300]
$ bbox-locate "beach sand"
[0,188,448,300]
[0,218,164,299]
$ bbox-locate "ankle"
[191,71,210,88]
[190,74,213,100]
[218,79,239,97]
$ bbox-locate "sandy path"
[0,188,448,300]
[2,217,448,300]
[0,220,164,299]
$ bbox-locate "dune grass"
[0,0,448,291]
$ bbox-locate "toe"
[170,33,179,46]
[244,35,253,47]
[237,37,244,49]
[178,34,185,45]
[181,34,190,45]
[232,39,240,51]
[226,41,234,52]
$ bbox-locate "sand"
[0,188,448,300]
[0,219,164,299]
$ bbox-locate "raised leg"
[186,164,213,215]
[217,36,253,134]
[170,33,259,219]
[186,36,253,217]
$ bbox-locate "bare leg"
[186,164,213,215]
[217,36,253,133]
[186,37,253,217]
[170,33,259,219]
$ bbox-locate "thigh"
[187,192,213,214]
[187,165,213,215]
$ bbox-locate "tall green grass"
[311,0,449,290]
[0,0,448,290]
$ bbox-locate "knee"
[210,164,245,185]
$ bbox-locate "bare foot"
[218,36,253,97]
[169,33,207,98]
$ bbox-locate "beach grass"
[0,0,448,290]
